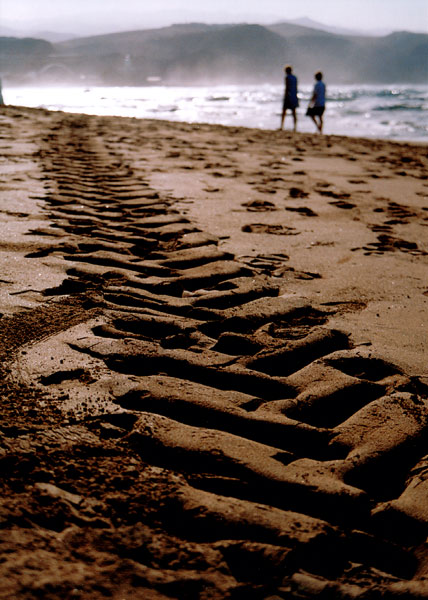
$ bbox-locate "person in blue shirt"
[308,71,326,133]
[280,65,299,132]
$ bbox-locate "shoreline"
[1,105,428,598]
[4,78,428,142]
[4,102,428,145]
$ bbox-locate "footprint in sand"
[241,223,299,235]
[368,223,393,233]
[238,253,320,280]
[238,253,289,273]
[318,190,351,200]
[329,199,356,209]
[286,206,318,217]
[203,187,221,193]
[385,201,417,223]
[289,187,309,199]
[361,234,427,256]
[241,200,277,212]
[253,187,277,194]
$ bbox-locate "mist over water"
[5,84,428,141]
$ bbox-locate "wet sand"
[1,105,428,599]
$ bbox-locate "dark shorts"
[283,98,299,110]
[306,106,325,117]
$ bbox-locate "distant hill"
[0,26,76,43]
[0,38,53,79]
[32,31,77,43]
[1,22,427,85]
[285,17,392,37]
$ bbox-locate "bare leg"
[318,115,323,133]
[280,108,286,130]
[310,115,318,132]
[292,108,297,132]
[311,115,322,133]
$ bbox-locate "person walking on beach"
[280,65,299,132]
[307,71,326,133]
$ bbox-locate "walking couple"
[280,66,326,133]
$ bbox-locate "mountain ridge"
[1,21,427,85]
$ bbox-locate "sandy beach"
[1,105,428,599]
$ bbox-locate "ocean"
[4,84,428,142]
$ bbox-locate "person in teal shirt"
[280,65,299,132]
[308,71,326,133]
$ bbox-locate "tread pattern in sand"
[1,110,428,599]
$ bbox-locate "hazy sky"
[1,0,427,36]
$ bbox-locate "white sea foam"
[4,84,428,141]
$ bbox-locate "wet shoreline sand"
[1,105,428,598]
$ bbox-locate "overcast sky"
[1,0,427,36]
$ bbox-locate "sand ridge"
[0,105,428,598]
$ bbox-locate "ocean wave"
[5,83,428,141]
[373,104,425,111]
[207,96,230,102]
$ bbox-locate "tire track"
[3,110,428,599]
